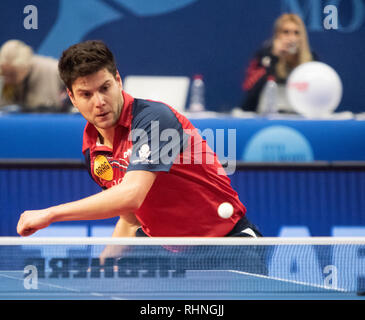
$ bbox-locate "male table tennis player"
[17,40,263,243]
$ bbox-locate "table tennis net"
[0,237,364,298]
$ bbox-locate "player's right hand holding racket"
[17,209,52,236]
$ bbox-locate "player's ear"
[116,71,123,89]
[67,88,77,106]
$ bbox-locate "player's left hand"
[17,209,52,236]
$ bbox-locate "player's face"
[68,68,123,130]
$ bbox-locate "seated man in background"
[0,39,71,112]
[241,13,318,114]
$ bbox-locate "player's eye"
[101,85,109,92]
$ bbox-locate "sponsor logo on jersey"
[94,155,113,181]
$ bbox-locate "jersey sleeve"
[127,100,188,173]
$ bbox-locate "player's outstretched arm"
[17,170,156,236]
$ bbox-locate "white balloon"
[286,62,343,117]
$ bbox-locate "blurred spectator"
[241,13,318,113]
[0,39,71,112]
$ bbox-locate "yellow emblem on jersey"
[94,155,113,181]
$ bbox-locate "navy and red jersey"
[82,91,246,237]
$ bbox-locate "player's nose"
[93,92,106,108]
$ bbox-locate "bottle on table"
[188,74,205,112]
[261,76,278,115]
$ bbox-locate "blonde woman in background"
[241,13,318,113]
[0,39,70,112]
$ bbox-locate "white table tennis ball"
[217,202,234,219]
[286,62,343,118]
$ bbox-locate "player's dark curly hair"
[58,40,117,91]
